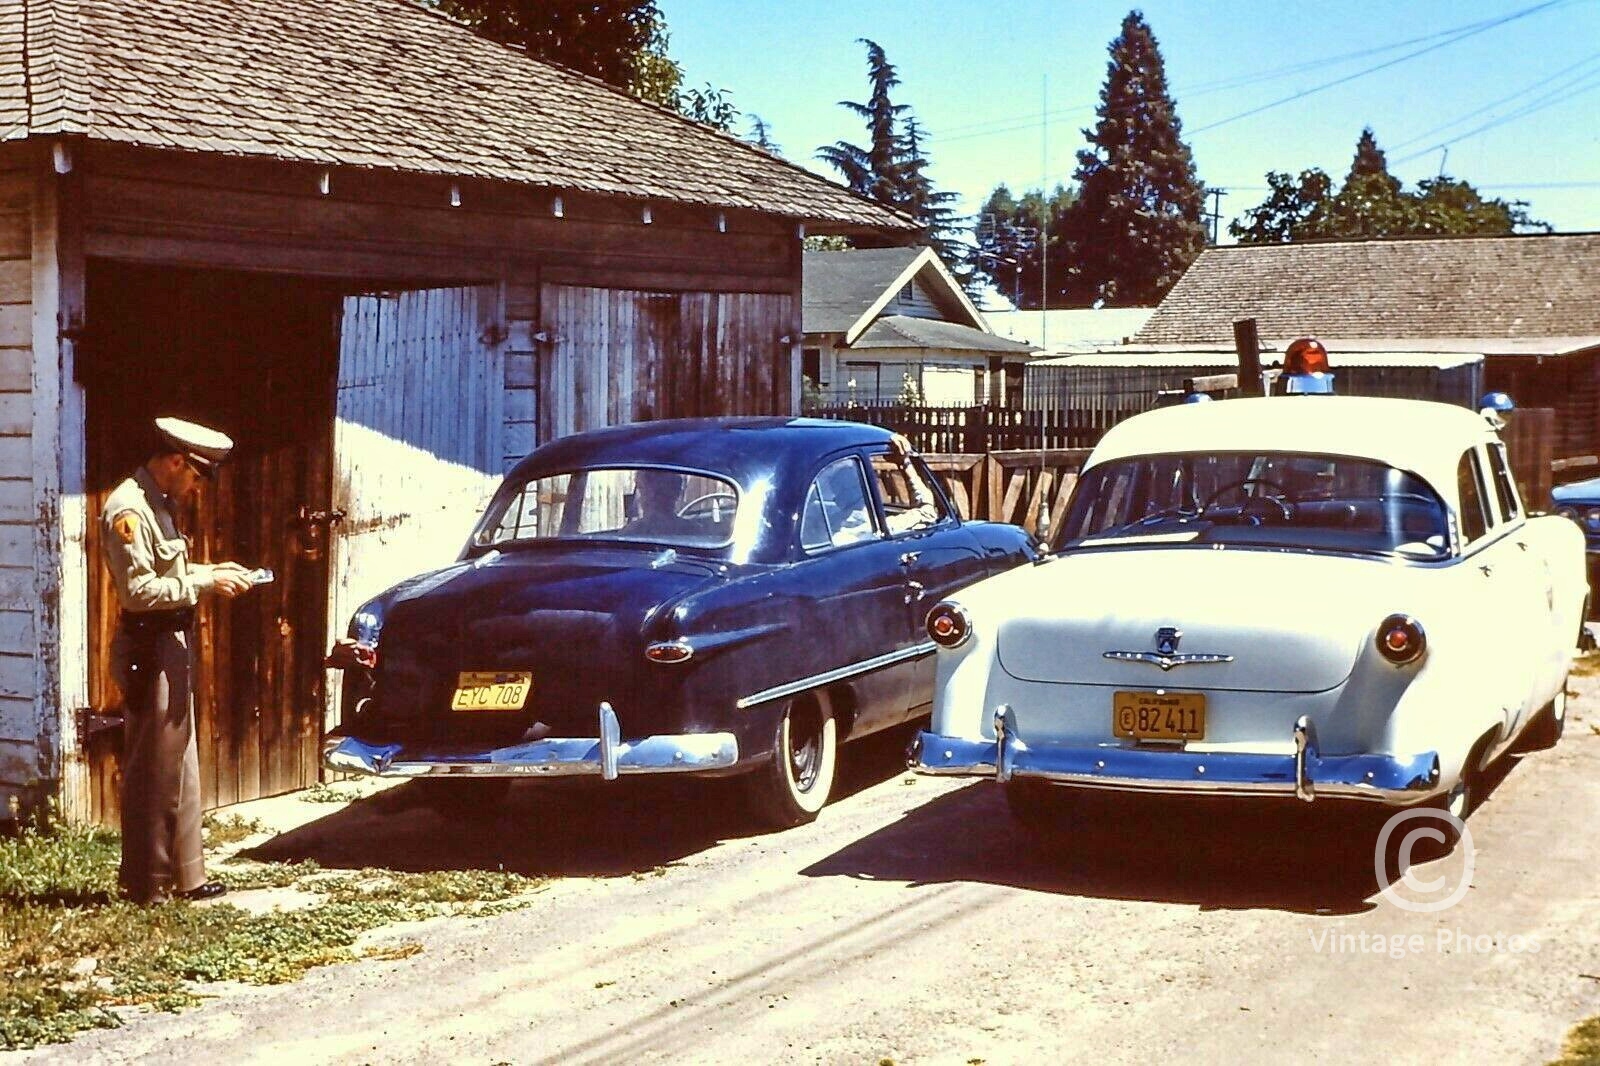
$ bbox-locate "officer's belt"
[118,608,195,635]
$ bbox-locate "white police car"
[910,347,1587,837]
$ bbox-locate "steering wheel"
[677,491,737,521]
[1202,476,1297,524]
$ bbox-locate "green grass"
[1553,1017,1600,1066]
[0,820,545,1050]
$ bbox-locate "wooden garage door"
[325,286,505,729]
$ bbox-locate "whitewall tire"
[741,692,838,829]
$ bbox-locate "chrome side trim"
[910,725,1440,804]
[735,641,938,710]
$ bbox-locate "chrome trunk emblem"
[1103,626,1234,671]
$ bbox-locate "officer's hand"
[213,564,253,598]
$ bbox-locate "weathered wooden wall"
[0,153,35,813]
[10,139,814,821]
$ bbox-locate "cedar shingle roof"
[1136,234,1600,344]
[0,0,914,232]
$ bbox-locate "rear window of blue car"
[1059,452,1451,559]
[477,467,740,550]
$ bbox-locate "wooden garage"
[0,0,913,823]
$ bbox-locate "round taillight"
[1376,614,1425,665]
[645,640,694,664]
[926,603,971,648]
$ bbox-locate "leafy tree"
[678,84,739,132]
[1228,169,1334,244]
[1056,11,1207,307]
[434,1,680,103]
[1231,128,1550,242]
[971,183,1075,308]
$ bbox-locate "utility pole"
[1206,188,1228,245]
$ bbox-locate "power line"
[1393,65,1600,163]
[933,2,1579,144]
[1189,0,1575,135]
[1388,51,1600,150]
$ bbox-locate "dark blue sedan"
[324,418,1037,827]
[1553,476,1600,554]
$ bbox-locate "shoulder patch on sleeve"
[112,512,140,544]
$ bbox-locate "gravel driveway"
[17,676,1600,1065]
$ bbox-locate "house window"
[802,347,821,386]
[845,361,883,403]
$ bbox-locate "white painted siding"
[325,286,504,728]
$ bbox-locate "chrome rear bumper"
[324,702,738,780]
[909,709,1440,804]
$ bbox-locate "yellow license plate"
[1113,690,1206,741]
[451,671,532,712]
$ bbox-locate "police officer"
[100,417,255,905]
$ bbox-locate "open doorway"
[81,262,342,823]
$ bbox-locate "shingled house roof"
[802,247,928,333]
[0,0,915,233]
[1135,234,1600,346]
[851,315,1034,355]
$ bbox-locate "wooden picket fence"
[924,449,1091,530]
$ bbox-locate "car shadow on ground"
[241,722,925,879]
[802,747,1529,917]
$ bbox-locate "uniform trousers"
[114,626,206,902]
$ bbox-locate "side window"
[800,457,879,552]
[870,452,948,535]
[1487,443,1523,522]
[1456,450,1490,544]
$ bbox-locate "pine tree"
[1346,126,1400,194]
[817,39,908,203]
[1057,11,1206,307]
[898,116,966,269]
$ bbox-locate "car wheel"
[741,692,838,829]
[418,778,511,819]
[1519,682,1568,751]
[1003,778,1077,837]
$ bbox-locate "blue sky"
[662,0,1600,236]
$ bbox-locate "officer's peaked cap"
[155,417,233,478]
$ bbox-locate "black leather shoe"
[177,881,227,902]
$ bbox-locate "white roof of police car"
[1088,395,1495,494]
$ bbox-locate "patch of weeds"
[201,813,268,848]
[212,859,322,891]
[1,820,545,1050]
[1553,1016,1600,1066]
[363,941,423,962]
[297,782,364,804]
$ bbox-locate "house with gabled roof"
[802,247,1035,407]
[0,0,915,822]
[1127,234,1600,454]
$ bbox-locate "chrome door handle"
[1516,541,1529,552]
[904,580,925,603]
[1479,564,1494,577]
[899,551,921,566]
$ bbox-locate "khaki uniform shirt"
[100,467,217,611]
